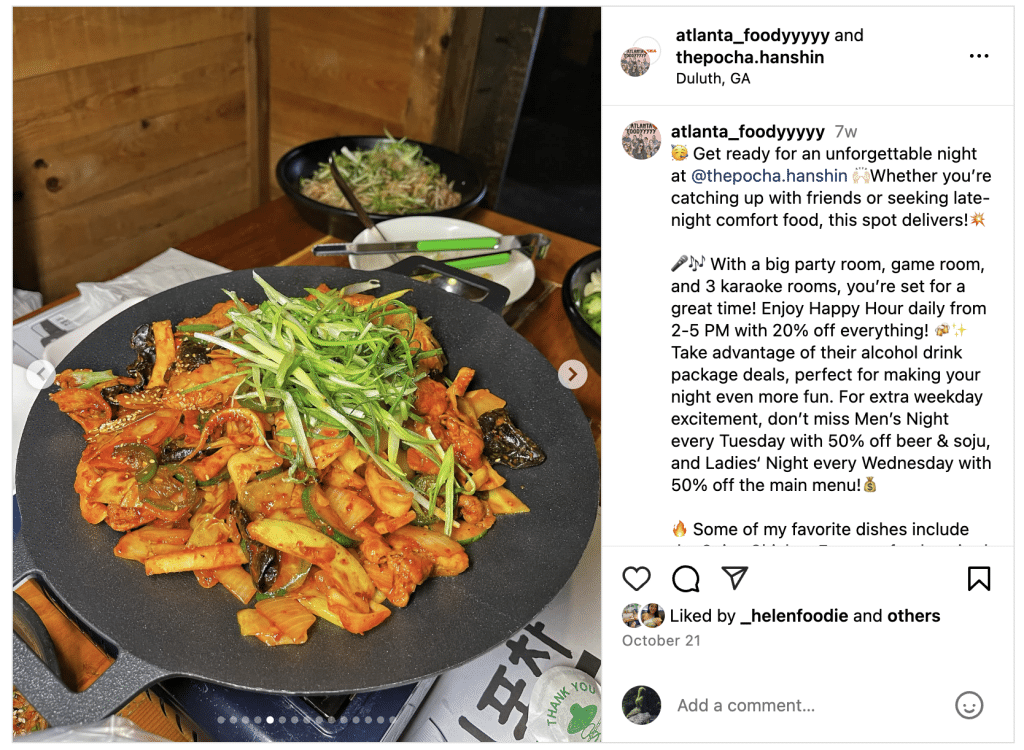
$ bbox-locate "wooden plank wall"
[265,7,461,199]
[13,8,255,301]
[13,8,472,302]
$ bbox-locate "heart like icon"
[622,566,651,591]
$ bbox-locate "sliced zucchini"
[451,520,490,545]
[301,484,359,547]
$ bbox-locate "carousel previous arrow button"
[558,359,588,389]
[26,359,56,390]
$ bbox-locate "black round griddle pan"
[14,263,599,726]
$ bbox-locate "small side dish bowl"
[562,250,601,375]
[276,136,487,240]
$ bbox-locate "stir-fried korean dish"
[50,274,544,645]
[300,135,461,214]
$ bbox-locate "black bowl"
[276,136,487,240]
[562,250,601,375]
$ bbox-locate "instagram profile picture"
[622,685,662,725]
[622,120,660,160]
[641,603,664,628]
[622,603,641,628]
[634,36,661,64]
[621,47,650,77]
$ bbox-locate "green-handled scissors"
[312,233,550,270]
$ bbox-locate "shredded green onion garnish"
[180,371,245,394]
[194,273,472,526]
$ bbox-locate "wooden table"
[14,197,600,740]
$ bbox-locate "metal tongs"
[313,233,551,270]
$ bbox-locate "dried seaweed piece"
[176,336,212,372]
[100,323,157,410]
[231,499,279,592]
[478,407,545,468]
[158,435,215,465]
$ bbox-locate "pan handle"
[13,532,35,586]
[387,256,510,315]
[14,634,166,728]
[13,536,167,728]
[14,592,62,679]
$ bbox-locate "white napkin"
[13,289,42,318]
[60,248,229,328]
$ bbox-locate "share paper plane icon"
[722,566,748,591]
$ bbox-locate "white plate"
[348,217,536,305]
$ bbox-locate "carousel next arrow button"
[558,359,588,389]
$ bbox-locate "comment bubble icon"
[672,565,700,593]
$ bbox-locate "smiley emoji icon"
[955,691,983,719]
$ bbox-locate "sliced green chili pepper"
[111,443,158,484]
[140,465,198,512]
